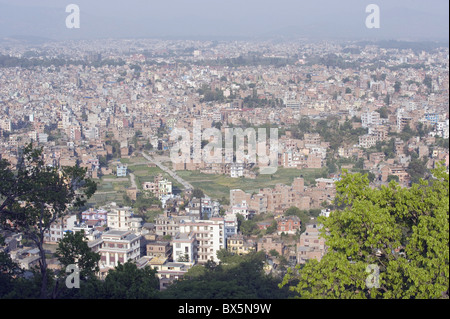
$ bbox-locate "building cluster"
[230,176,336,214]
[0,38,448,288]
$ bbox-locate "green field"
[176,167,328,200]
[87,155,183,207]
[129,165,183,191]
[88,157,183,206]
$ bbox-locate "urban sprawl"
[1,38,448,290]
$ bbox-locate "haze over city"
[0,0,448,41]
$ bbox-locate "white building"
[116,164,127,177]
[224,214,238,238]
[44,214,77,243]
[230,163,244,178]
[98,230,141,272]
[177,218,226,264]
[230,201,250,220]
[107,202,142,233]
[172,231,196,264]
[361,111,381,128]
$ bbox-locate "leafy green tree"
[55,231,100,279]
[265,220,278,234]
[192,188,204,199]
[101,261,159,299]
[239,219,258,236]
[280,165,449,298]
[394,81,402,93]
[0,144,97,298]
[407,156,429,185]
[0,235,23,298]
[161,252,293,299]
[269,249,280,257]
[387,175,399,183]
[423,76,433,92]
[53,230,101,298]
[377,106,389,118]
[285,206,308,233]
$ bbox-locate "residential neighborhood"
[0,34,448,299]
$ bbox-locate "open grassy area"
[129,165,183,190]
[87,155,184,207]
[176,167,328,200]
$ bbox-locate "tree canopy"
[280,164,449,299]
[0,144,97,298]
[160,251,293,299]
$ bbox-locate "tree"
[269,249,280,258]
[387,175,399,183]
[192,188,204,199]
[0,235,23,298]
[0,144,97,298]
[394,81,402,93]
[407,156,429,185]
[239,219,258,236]
[423,76,433,93]
[280,165,449,298]
[53,230,101,298]
[161,251,293,299]
[377,106,389,118]
[101,261,159,299]
[285,206,308,233]
[265,220,278,234]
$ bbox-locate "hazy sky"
[0,0,448,41]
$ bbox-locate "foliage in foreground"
[280,164,449,299]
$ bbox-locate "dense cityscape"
[0,1,448,304]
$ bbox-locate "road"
[140,152,193,191]
[129,172,137,189]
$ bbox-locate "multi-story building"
[277,215,301,235]
[257,235,286,256]
[359,133,379,148]
[98,230,142,273]
[361,111,381,128]
[176,218,226,264]
[142,174,172,199]
[146,240,172,259]
[230,177,315,214]
[227,234,256,255]
[116,164,127,177]
[154,212,187,237]
[107,202,142,233]
[230,163,244,178]
[81,207,108,226]
[224,214,238,238]
[172,231,196,263]
[44,214,77,243]
[297,224,326,264]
